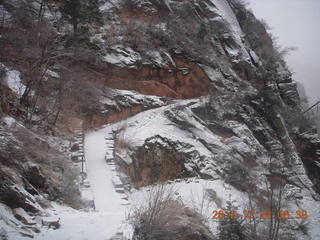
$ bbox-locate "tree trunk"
[73,18,78,35]
[38,0,45,22]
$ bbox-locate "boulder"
[70,143,80,152]
[24,165,46,190]
[13,208,36,226]
[42,216,61,229]
[0,183,42,213]
[19,229,34,239]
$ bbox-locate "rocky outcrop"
[293,130,320,193]
[0,180,42,213]
[85,105,146,130]
[95,55,210,99]
[0,119,81,213]
[116,135,194,187]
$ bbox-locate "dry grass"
[130,184,214,240]
[115,122,133,150]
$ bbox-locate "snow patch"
[100,87,165,111]
[45,69,60,79]
[103,45,142,68]
[210,0,250,60]
[2,116,16,127]
[100,0,122,12]
[2,66,26,96]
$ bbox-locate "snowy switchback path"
[34,125,130,240]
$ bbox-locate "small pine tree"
[59,0,102,34]
[218,201,245,240]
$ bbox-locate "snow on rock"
[115,149,134,165]
[1,64,26,96]
[144,50,175,67]
[2,116,16,128]
[209,0,250,60]
[102,44,174,69]
[145,50,165,67]
[103,45,142,68]
[0,204,20,225]
[0,203,29,240]
[100,0,122,12]
[224,120,265,155]
[0,5,11,25]
[10,184,44,213]
[116,101,213,149]
[111,98,273,182]
[100,88,165,111]
[293,190,320,240]
[249,49,260,65]
[278,81,300,105]
[13,208,36,226]
[45,69,60,79]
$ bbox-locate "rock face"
[99,0,320,238]
[0,119,80,220]
[94,0,320,192]
[117,135,194,187]
[99,56,210,99]
[293,130,320,193]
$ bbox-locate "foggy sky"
[246,0,320,104]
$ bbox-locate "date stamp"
[211,209,308,220]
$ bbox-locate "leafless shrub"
[122,20,148,49]
[131,184,176,236]
[189,183,218,216]
[115,122,133,150]
[130,184,214,240]
[59,168,83,209]
[239,156,298,240]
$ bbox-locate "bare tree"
[264,157,289,240]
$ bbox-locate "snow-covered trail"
[85,128,126,212]
[34,208,127,240]
[34,125,130,240]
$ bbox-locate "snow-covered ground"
[27,113,248,239]
[2,102,320,239]
[33,126,132,240]
[34,205,128,240]
[1,99,319,239]
[130,177,248,235]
